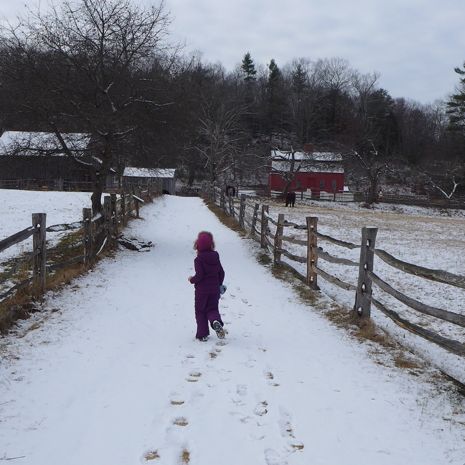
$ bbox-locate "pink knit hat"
[196,232,214,251]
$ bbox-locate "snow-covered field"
[0,189,92,263]
[252,198,465,382]
[1,196,464,465]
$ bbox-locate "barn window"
[319,179,325,190]
[331,179,337,191]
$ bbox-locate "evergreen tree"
[447,63,465,132]
[241,52,257,82]
[291,63,307,95]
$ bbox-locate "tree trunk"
[91,173,105,213]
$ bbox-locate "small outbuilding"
[269,147,344,197]
[123,167,176,194]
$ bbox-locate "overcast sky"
[1,0,464,104]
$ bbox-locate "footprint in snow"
[254,401,268,416]
[265,371,280,387]
[170,399,185,406]
[143,449,160,461]
[279,408,304,452]
[186,372,201,382]
[236,384,247,396]
[173,417,189,427]
[264,448,288,465]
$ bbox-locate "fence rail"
[207,185,465,361]
[0,185,160,307]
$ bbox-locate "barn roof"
[271,150,344,174]
[123,167,176,178]
[0,131,91,156]
[271,150,343,162]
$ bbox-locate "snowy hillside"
[0,196,464,465]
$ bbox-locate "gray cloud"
[1,0,464,102]
[165,0,465,103]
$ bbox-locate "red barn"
[269,149,344,197]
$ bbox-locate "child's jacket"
[190,250,225,294]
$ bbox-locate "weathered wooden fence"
[208,186,465,359]
[0,186,158,304]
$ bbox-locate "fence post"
[32,213,47,294]
[239,194,246,228]
[273,213,285,264]
[354,227,378,319]
[229,195,234,217]
[251,203,260,237]
[135,196,140,218]
[260,205,269,249]
[121,192,126,226]
[110,193,118,235]
[83,208,93,267]
[306,217,319,289]
[103,195,112,243]
[220,190,226,211]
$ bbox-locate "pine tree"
[447,63,465,132]
[268,59,281,84]
[291,63,307,95]
[241,52,257,82]
[265,59,288,136]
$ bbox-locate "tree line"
[0,0,464,209]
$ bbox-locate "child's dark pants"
[195,292,223,339]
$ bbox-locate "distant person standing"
[188,231,226,341]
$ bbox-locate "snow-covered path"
[1,196,464,465]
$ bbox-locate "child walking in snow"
[188,231,225,341]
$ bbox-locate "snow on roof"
[123,167,176,178]
[0,131,91,156]
[271,149,342,162]
[271,160,344,173]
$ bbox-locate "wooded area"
[0,0,465,206]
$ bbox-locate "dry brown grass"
[181,449,190,464]
[0,228,116,334]
[204,200,246,237]
[205,198,432,379]
[144,450,160,461]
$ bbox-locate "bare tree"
[194,101,246,185]
[0,0,171,211]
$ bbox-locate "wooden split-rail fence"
[0,187,158,304]
[209,187,465,359]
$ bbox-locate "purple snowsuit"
[189,250,225,339]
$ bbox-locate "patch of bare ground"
[181,449,190,464]
[144,450,160,461]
